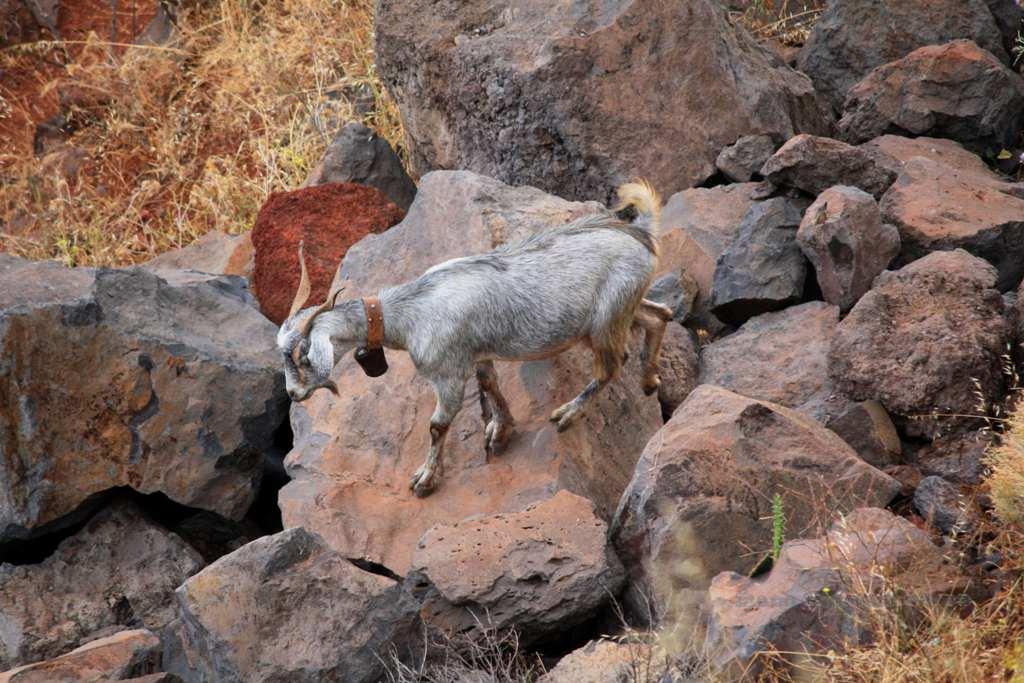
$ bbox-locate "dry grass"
[734,0,826,47]
[0,0,404,267]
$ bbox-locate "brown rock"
[0,502,203,670]
[538,639,657,683]
[706,508,968,677]
[656,323,699,417]
[251,182,404,324]
[828,250,1007,439]
[167,527,420,683]
[408,491,623,644]
[611,385,900,620]
[0,630,162,683]
[914,431,990,485]
[838,41,1024,155]
[879,156,1024,291]
[0,258,288,541]
[796,185,900,312]
[798,0,1010,109]
[860,134,997,180]
[760,135,898,199]
[826,401,902,469]
[143,231,254,280]
[715,135,778,183]
[375,0,830,202]
[280,171,663,574]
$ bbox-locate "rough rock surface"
[798,0,1010,109]
[706,508,967,675]
[143,231,254,281]
[838,41,1024,155]
[797,186,900,311]
[860,134,999,180]
[709,197,808,325]
[0,502,203,670]
[302,122,417,211]
[656,323,700,417]
[913,476,975,534]
[829,250,1007,439]
[826,401,902,470]
[645,271,698,324]
[537,639,655,683]
[408,491,623,643]
[879,157,1024,291]
[0,630,162,683]
[915,432,988,486]
[167,527,420,683]
[251,182,404,324]
[376,0,830,201]
[611,385,900,619]
[760,135,897,199]
[0,257,289,541]
[715,134,777,183]
[280,171,663,574]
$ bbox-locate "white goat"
[277,181,671,496]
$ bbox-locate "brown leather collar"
[362,296,384,349]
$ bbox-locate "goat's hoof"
[642,376,661,396]
[550,401,573,423]
[409,466,436,497]
[484,420,512,456]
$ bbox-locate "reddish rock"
[408,491,623,644]
[828,250,1007,439]
[860,135,997,180]
[538,639,657,683]
[0,630,162,683]
[251,182,404,324]
[838,41,1024,155]
[760,134,897,199]
[656,323,700,416]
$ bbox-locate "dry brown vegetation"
[0,0,404,267]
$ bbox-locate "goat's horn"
[299,285,346,338]
[287,240,312,320]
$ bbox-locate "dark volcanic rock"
[913,476,976,534]
[715,134,778,183]
[760,134,898,199]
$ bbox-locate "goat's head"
[276,242,343,402]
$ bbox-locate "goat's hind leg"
[475,360,514,457]
[410,375,466,497]
[635,298,672,396]
[550,347,621,432]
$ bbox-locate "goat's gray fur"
[277,181,671,497]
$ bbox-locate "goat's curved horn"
[287,241,312,320]
[299,285,346,338]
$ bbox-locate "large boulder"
[302,122,417,211]
[0,257,289,541]
[611,385,900,621]
[407,491,623,644]
[760,135,897,199]
[796,186,900,312]
[375,0,830,202]
[837,41,1024,155]
[879,156,1024,291]
[828,250,1007,439]
[709,197,809,325]
[0,501,203,670]
[142,231,254,281]
[705,508,968,677]
[280,171,663,574]
[860,134,1000,180]
[797,0,1010,110]
[250,182,404,324]
[166,527,420,683]
[0,629,162,683]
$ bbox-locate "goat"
[277,181,672,497]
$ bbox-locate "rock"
[913,476,976,534]
[797,0,1010,110]
[0,257,289,541]
[706,508,968,676]
[0,629,162,683]
[796,186,901,311]
[914,432,989,485]
[658,183,761,316]
[879,157,1024,291]
[0,502,203,670]
[838,41,1024,155]
[143,231,254,281]
[656,324,700,417]
[167,527,420,683]
[715,135,778,183]
[537,639,655,683]
[984,0,1024,58]
[250,182,404,324]
[408,491,623,644]
[825,401,901,469]
[760,135,898,199]
[611,385,900,620]
[709,197,808,325]
[280,171,663,574]
[375,0,830,202]
[860,134,999,180]
[828,250,1007,439]
[302,122,417,211]
[645,272,698,324]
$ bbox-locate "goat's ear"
[307,328,335,378]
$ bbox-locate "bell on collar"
[354,346,388,377]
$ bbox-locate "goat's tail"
[615,179,662,234]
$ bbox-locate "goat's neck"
[318,297,409,351]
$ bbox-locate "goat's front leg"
[410,375,466,497]
[635,298,673,396]
[475,360,514,457]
